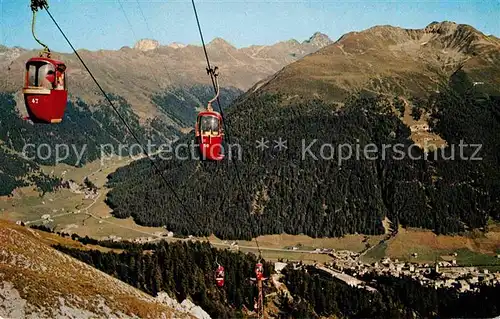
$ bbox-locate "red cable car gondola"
[195,68,224,161]
[23,0,68,124]
[195,108,224,161]
[215,264,225,287]
[255,262,264,281]
[23,57,67,123]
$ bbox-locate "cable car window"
[38,63,55,89]
[27,64,37,87]
[27,61,55,89]
[199,115,220,134]
[55,64,66,90]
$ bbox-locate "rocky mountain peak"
[303,32,332,47]
[134,39,160,51]
[207,37,235,49]
[168,42,187,49]
[254,21,500,103]
[424,21,459,34]
[285,39,301,45]
[0,31,343,122]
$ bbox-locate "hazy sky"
[1,0,499,53]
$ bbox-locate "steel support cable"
[133,0,174,87]
[190,0,262,258]
[42,5,215,241]
[190,0,244,185]
[117,0,170,91]
[133,0,222,201]
[118,0,235,245]
[117,0,217,241]
[30,0,50,56]
[132,0,219,188]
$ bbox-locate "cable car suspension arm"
[30,0,50,57]
[207,67,219,111]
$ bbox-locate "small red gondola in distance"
[215,264,225,287]
[255,262,264,281]
[23,57,67,123]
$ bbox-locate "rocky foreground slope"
[0,219,199,318]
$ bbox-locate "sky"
[1,0,499,53]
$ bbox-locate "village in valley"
[308,249,500,294]
[9,159,500,300]
[26,203,500,295]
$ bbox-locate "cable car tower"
[250,261,268,319]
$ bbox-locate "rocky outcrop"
[134,39,160,51]
[156,292,211,319]
[0,220,194,319]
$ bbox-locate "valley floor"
[1,157,499,268]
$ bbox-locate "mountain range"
[2,21,500,234]
[0,32,332,122]
[104,21,500,241]
[0,32,332,193]
[252,21,500,102]
[1,19,500,318]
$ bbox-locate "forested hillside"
[0,91,155,195]
[0,86,241,195]
[0,86,242,166]
[52,237,500,318]
[152,85,243,127]
[54,240,272,318]
[0,146,61,196]
[105,73,500,239]
[0,92,150,166]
